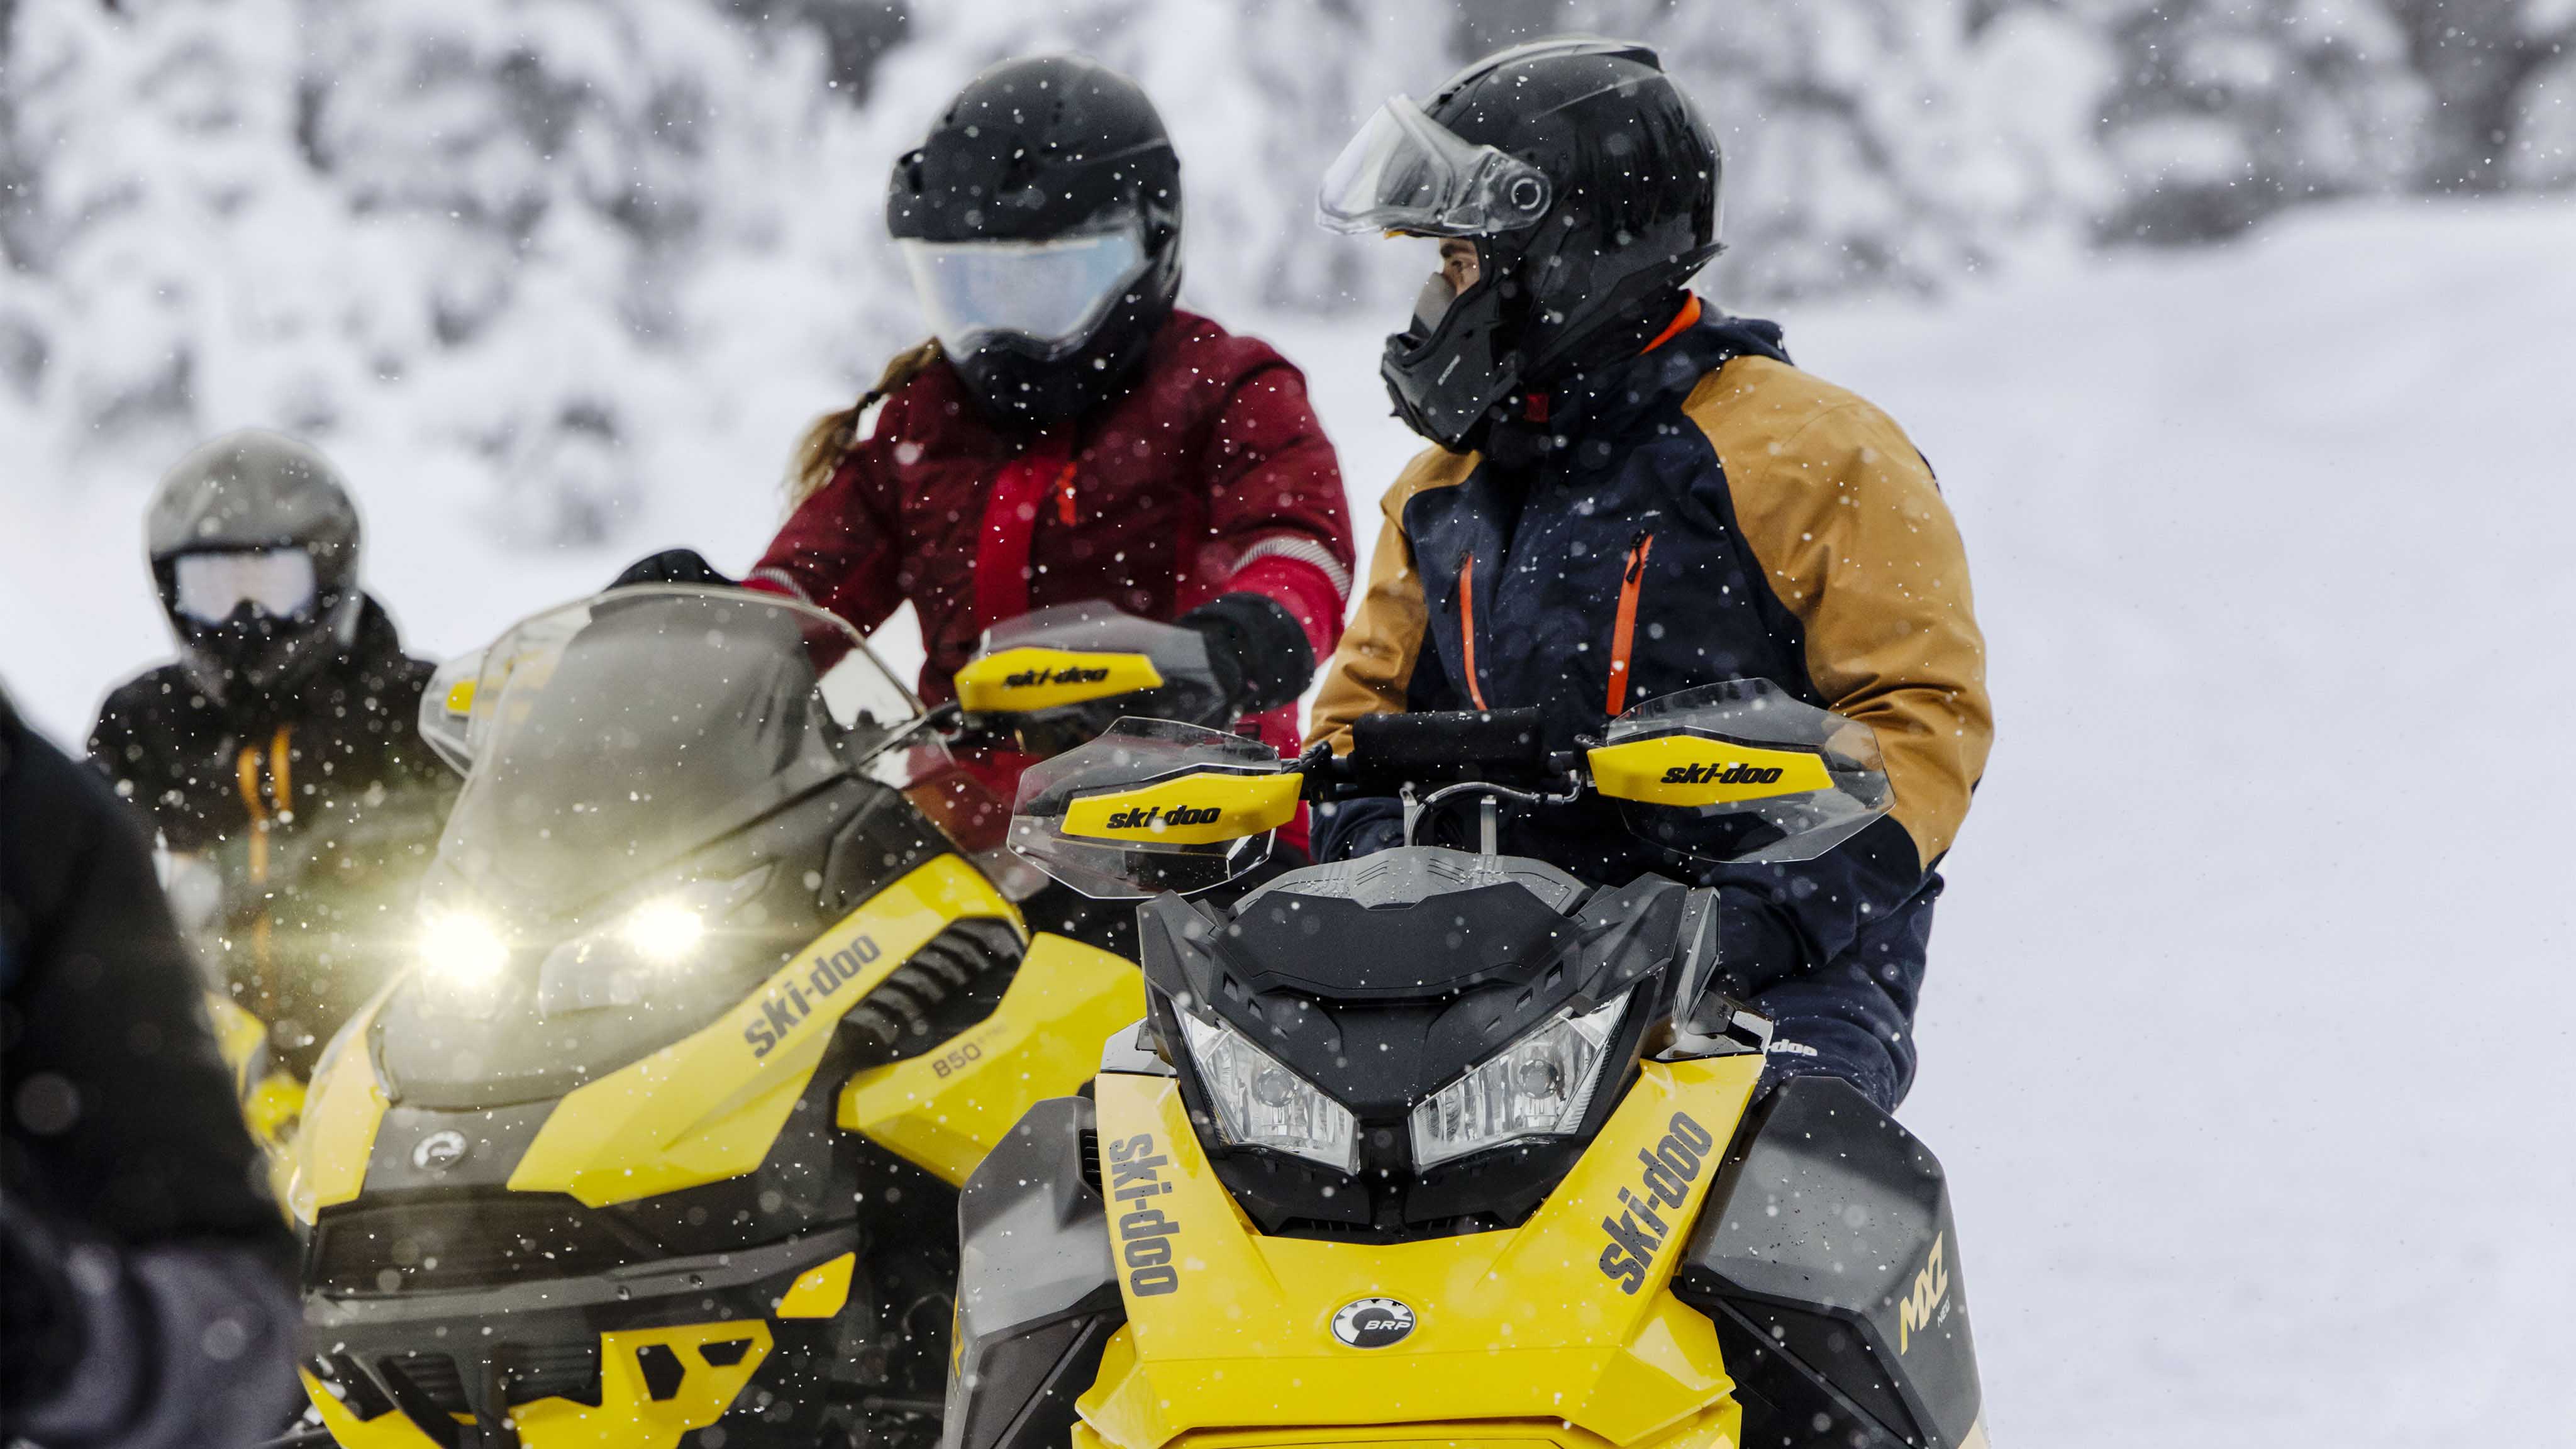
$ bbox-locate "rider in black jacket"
[89,430,452,1078]
[2,690,303,1449]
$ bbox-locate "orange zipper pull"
[1055,460,1078,526]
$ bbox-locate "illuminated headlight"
[1407,993,1629,1170]
[1178,1013,1358,1174]
[416,912,512,1015]
[535,867,768,1016]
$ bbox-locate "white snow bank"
[4,196,2573,1445]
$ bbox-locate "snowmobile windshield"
[1316,95,1552,237]
[430,587,919,922]
[897,217,1150,362]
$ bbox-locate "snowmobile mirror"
[1009,718,1293,899]
[1592,680,1892,865]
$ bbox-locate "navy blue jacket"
[1309,306,1992,1110]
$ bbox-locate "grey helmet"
[146,430,364,702]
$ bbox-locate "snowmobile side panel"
[1672,1076,1982,1449]
[1070,1055,1760,1449]
[946,1096,1126,1449]
[508,854,1016,1207]
[842,932,1143,1185]
[290,982,398,1222]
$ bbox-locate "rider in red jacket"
[621,57,1353,940]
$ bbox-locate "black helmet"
[145,430,364,704]
[887,55,1184,428]
[1318,38,1722,452]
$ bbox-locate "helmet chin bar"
[173,589,362,703]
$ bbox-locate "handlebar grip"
[1348,708,1546,770]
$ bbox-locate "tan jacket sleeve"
[1684,358,1993,866]
[1304,447,1479,754]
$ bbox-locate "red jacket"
[750,311,1355,827]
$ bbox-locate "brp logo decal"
[1330,1297,1415,1349]
[411,1130,469,1173]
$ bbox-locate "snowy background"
[5,1,2576,1445]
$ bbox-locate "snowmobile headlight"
[1178,1013,1359,1174]
[416,911,512,1016]
[1408,992,1629,1170]
[534,866,771,1016]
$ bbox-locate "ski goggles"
[1316,96,1552,238]
[171,548,318,623]
[897,219,1150,362]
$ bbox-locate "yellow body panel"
[955,647,1163,713]
[1062,772,1300,846]
[840,932,1143,1185]
[289,991,395,1224]
[206,992,304,1208]
[1586,736,1833,808]
[302,1368,445,1448]
[1077,1056,1762,1449]
[513,1321,773,1446]
[304,1322,774,1448]
[776,1251,857,1319]
[511,855,1021,1207]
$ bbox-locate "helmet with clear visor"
[897,214,1153,364]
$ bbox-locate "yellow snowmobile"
[948,686,1989,1449]
[289,586,1194,1448]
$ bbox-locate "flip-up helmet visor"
[897,216,1150,362]
[1316,95,1552,237]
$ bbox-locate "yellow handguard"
[1060,770,1302,845]
[1585,735,1835,806]
[954,648,1165,714]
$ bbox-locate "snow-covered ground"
[6,199,2575,1445]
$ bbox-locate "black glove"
[612,547,734,589]
[1177,593,1315,718]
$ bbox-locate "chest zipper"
[1456,549,1492,711]
[1607,531,1657,716]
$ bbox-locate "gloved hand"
[612,547,735,589]
[1177,593,1315,719]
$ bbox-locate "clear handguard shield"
[1008,718,1297,900]
[1587,679,1893,865]
[1316,96,1553,237]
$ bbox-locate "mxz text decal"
[1897,1231,1951,1352]
[1106,1133,1183,1297]
[1597,1111,1716,1295]
[742,934,884,1058]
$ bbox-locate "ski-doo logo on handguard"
[741,933,884,1058]
[1660,762,1786,786]
[1004,665,1111,689]
[1897,1232,1951,1353]
[1101,803,1224,832]
[1597,1111,1716,1295]
[1106,1133,1183,1297]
